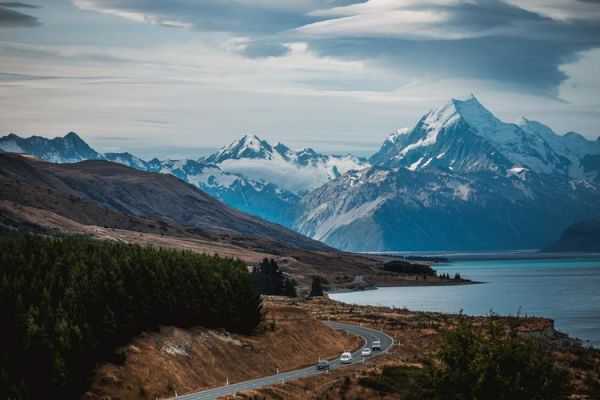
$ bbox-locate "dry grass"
[83,304,361,400]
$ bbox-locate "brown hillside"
[84,304,361,400]
[0,153,330,250]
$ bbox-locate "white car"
[361,347,372,357]
[371,340,381,351]
[340,352,352,364]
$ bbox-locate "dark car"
[317,360,330,370]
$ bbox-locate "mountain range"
[2,95,599,251]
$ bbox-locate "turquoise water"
[330,258,600,347]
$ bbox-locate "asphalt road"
[172,321,394,400]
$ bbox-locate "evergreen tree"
[0,234,263,399]
[310,276,324,297]
[251,258,296,297]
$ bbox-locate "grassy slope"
[84,304,361,400]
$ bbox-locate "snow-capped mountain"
[104,152,149,170]
[4,97,598,252]
[202,134,368,194]
[371,95,600,177]
[294,95,600,251]
[143,157,300,225]
[0,132,103,163]
[0,132,360,226]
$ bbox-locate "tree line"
[0,234,262,399]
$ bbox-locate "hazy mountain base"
[546,220,600,253]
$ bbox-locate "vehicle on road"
[361,347,372,357]
[316,360,330,370]
[371,340,381,351]
[340,352,352,364]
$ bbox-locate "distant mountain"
[0,152,329,251]
[4,96,599,252]
[546,220,600,252]
[104,152,149,170]
[1,132,366,226]
[203,134,368,194]
[294,96,600,251]
[0,132,104,163]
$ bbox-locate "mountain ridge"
[3,95,599,251]
[295,96,600,251]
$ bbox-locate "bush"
[420,315,570,400]
[360,315,571,400]
[0,234,262,399]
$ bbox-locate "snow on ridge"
[408,157,424,171]
[0,139,24,153]
[203,134,370,193]
[387,127,411,143]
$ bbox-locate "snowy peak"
[104,152,149,170]
[202,134,369,194]
[0,132,104,163]
[421,94,498,134]
[451,95,500,129]
[371,95,600,177]
[205,134,278,163]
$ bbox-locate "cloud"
[299,0,600,95]
[236,40,291,59]
[73,0,363,34]
[70,0,600,96]
[218,158,332,193]
[0,1,39,27]
[0,2,39,8]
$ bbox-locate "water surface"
[330,258,600,346]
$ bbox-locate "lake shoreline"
[327,279,483,294]
[329,257,600,347]
[364,250,600,262]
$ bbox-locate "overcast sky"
[1,0,599,159]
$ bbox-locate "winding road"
[172,321,394,400]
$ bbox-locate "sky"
[0,0,599,159]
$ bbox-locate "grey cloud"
[75,0,600,95]
[307,0,600,95]
[78,0,365,34]
[0,2,39,8]
[0,2,39,27]
[239,40,290,58]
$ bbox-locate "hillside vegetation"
[0,235,262,399]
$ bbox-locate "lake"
[329,258,600,347]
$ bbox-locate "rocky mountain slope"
[294,96,600,251]
[0,153,329,250]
